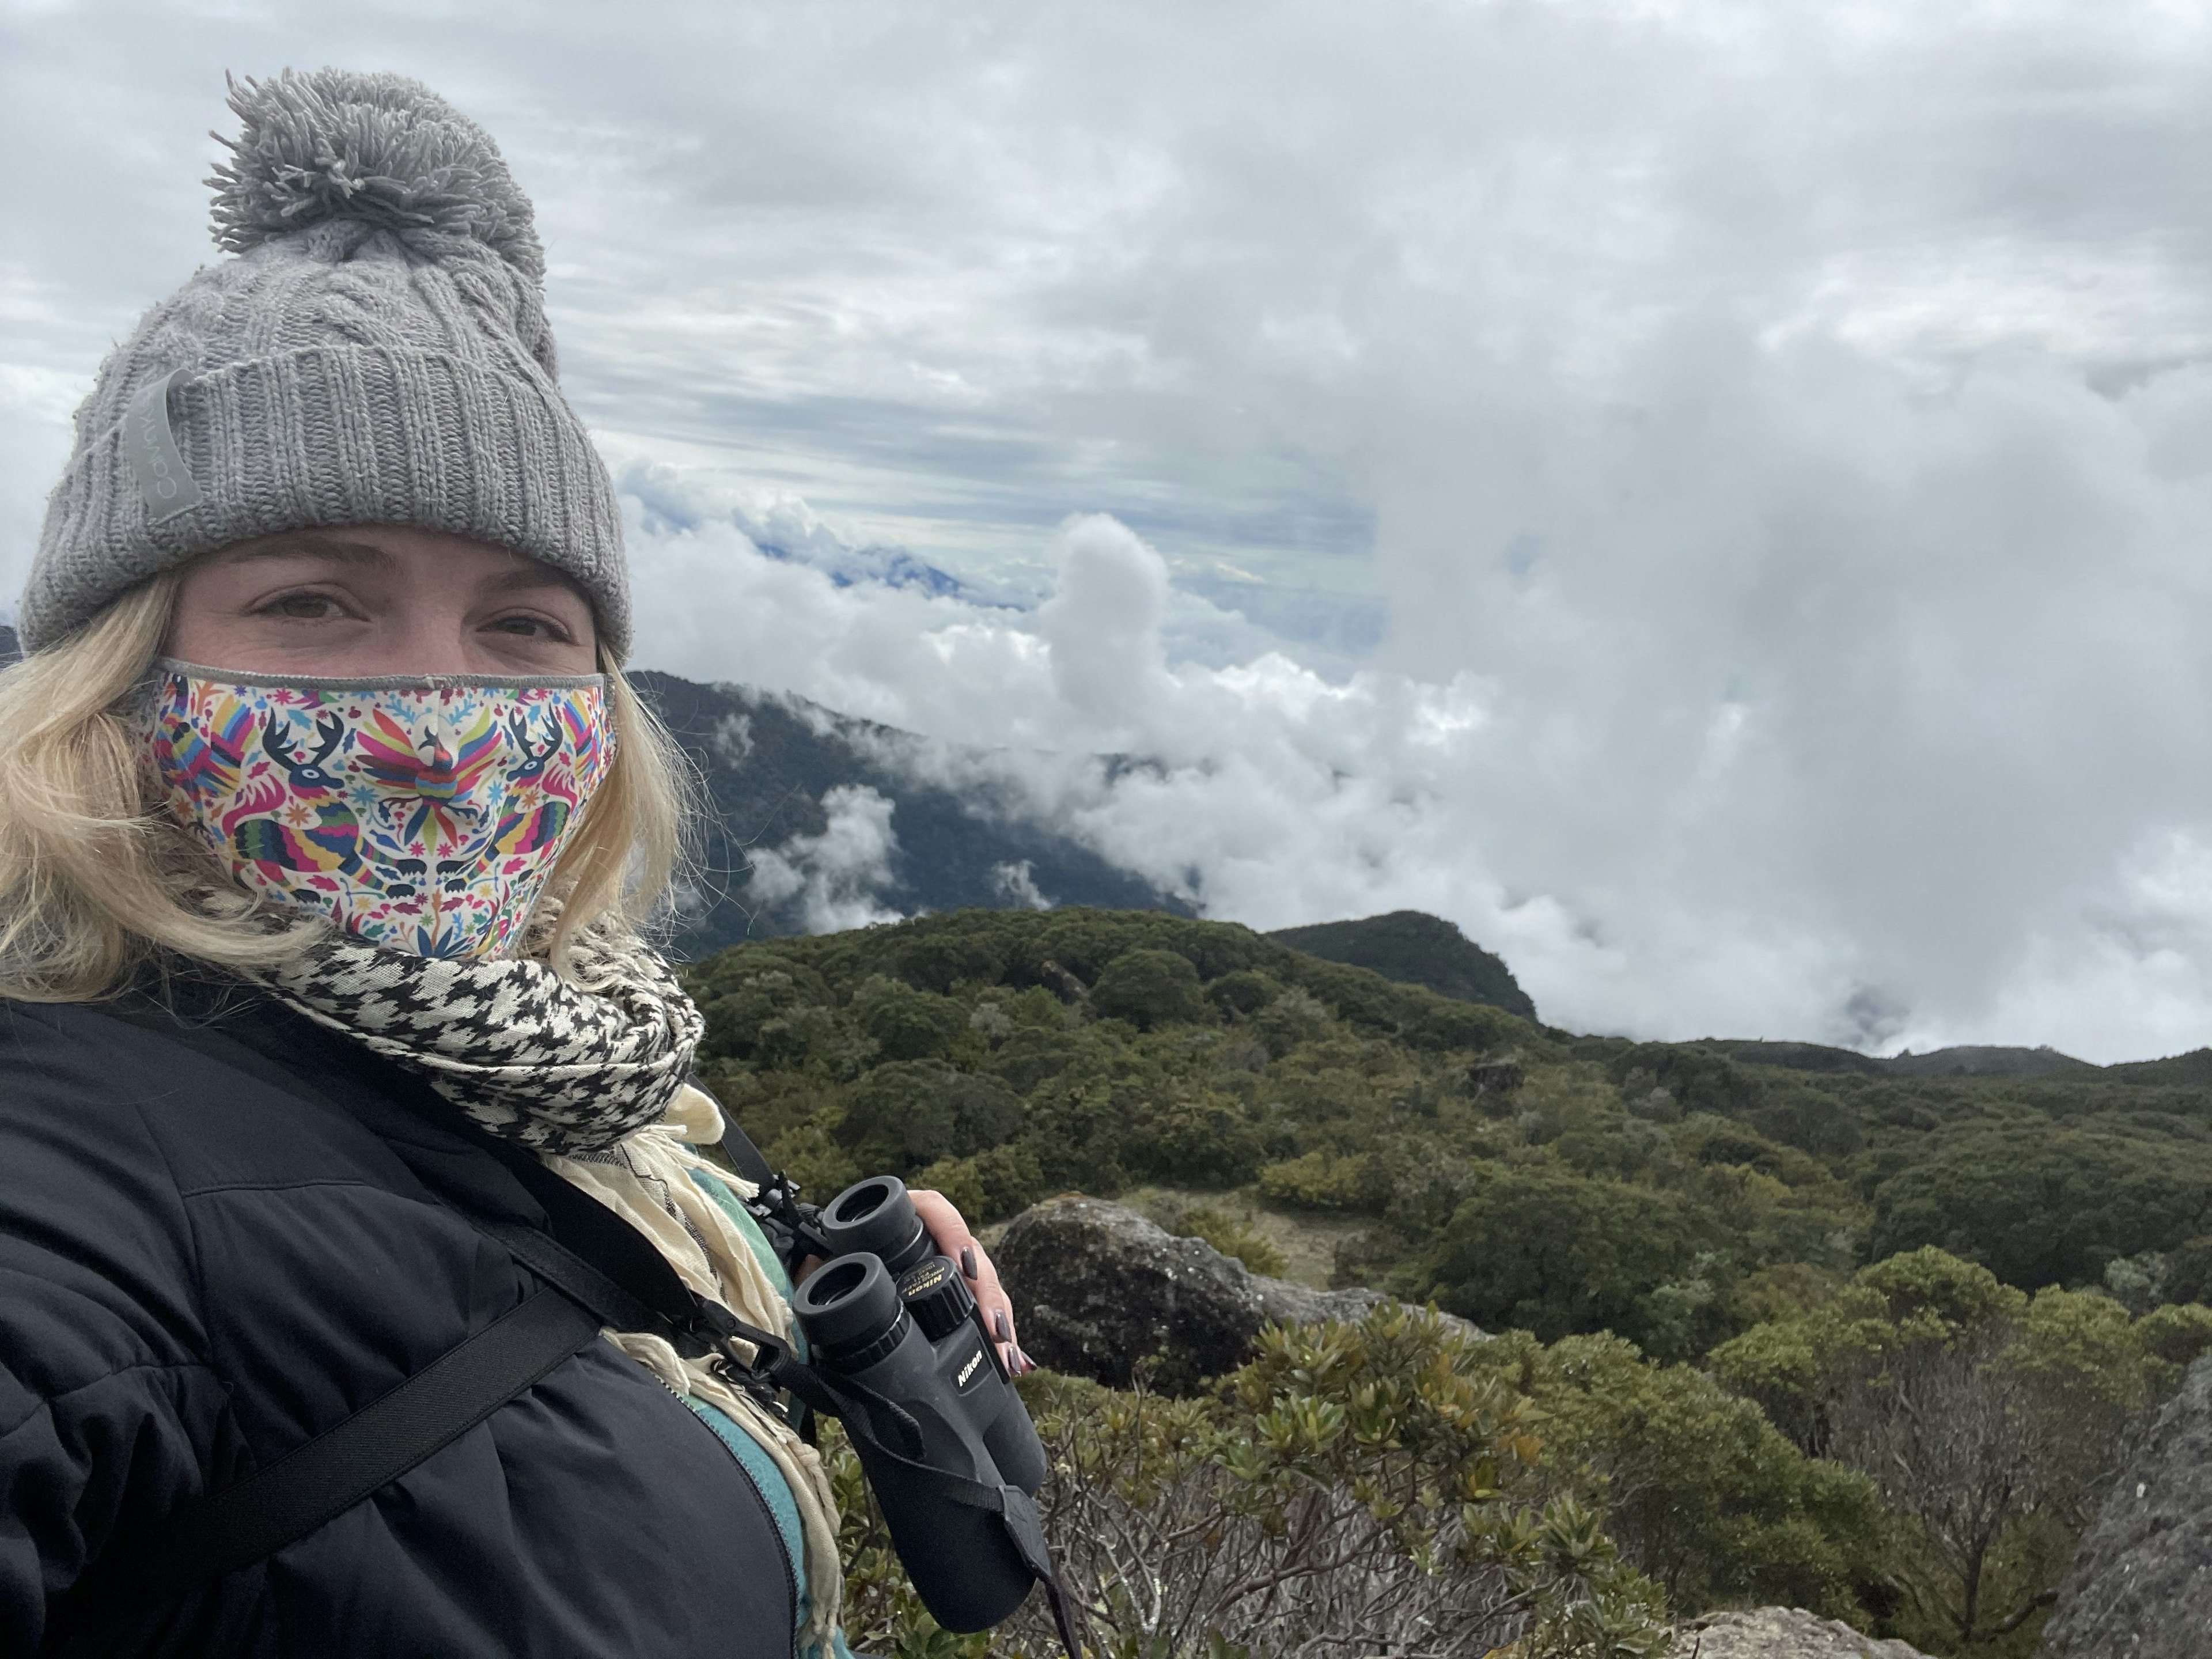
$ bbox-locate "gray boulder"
[2041,1353,2212,1657]
[995,1195,1468,1394]
[1669,1608,1931,1658]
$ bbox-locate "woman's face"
[165,525,599,677]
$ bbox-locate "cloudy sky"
[9,0,2212,1060]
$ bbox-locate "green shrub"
[1707,1247,2212,1653]
[701,967,865,1073]
[1468,1329,1884,1620]
[1392,1161,1711,1350]
[1867,1122,2212,1290]
[1091,948,1212,1031]
[1126,1091,1271,1187]
[839,1060,1024,1172]
[1256,1149,1380,1211]
[710,1066,842,1149]
[911,1139,1048,1224]
[892,930,1014,995]
[1253,986,1331,1056]
[2162,1234,2212,1305]
[906,1154,987,1226]
[1205,968,1280,1018]
[2136,1301,2212,1380]
[986,1025,1085,1093]
[853,975,981,1065]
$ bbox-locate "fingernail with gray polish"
[961,1246,978,1280]
[994,1309,1012,1341]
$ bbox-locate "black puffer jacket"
[0,987,796,1657]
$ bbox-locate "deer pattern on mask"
[148,668,615,959]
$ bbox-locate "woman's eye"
[259,592,345,620]
[487,614,570,641]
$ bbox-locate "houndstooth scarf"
[252,928,705,1153]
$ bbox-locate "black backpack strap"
[116,1286,601,1600]
[100,1206,743,1609]
[472,1214,687,1350]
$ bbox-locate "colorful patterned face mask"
[146,662,616,959]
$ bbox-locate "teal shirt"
[684,1167,859,1659]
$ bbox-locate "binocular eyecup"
[815,1174,935,1276]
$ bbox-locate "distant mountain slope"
[1697,1040,1888,1077]
[1878,1044,2097,1079]
[1268,910,1539,1021]
[1710,1039,2096,1080]
[633,672,1194,956]
[2105,1048,2212,1086]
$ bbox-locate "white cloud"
[990,861,1055,912]
[710,712,754,766]
[744,783,907,934]
[619,453,2212,1062]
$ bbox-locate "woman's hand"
[908,1188,1033,1376]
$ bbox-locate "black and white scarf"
[253,929,704,1153]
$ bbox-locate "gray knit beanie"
[21,68,631,658]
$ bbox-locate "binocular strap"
[969,1482,1086,1659]
[747,1347,1084,1659]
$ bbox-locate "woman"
[0,69,1021,1657]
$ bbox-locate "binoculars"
[790,1176,1052,1633]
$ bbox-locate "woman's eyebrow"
[482,563,586,595]
[216,535,396,569]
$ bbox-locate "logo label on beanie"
[125,369,204,522]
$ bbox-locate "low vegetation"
[685,907,2212,1655]
[833,1305,1670,1658]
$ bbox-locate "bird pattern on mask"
[149,669,616,959]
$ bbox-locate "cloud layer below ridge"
[624,447,2212,1067]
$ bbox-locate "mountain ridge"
[1268,909,1538,1021]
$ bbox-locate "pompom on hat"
[21,69,630,658]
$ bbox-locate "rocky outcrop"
[1669,1607,1932,1658]
[995,1195,1465,1393]
[2041,1353,2212,1657]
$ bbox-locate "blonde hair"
[0,572,693,1002]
